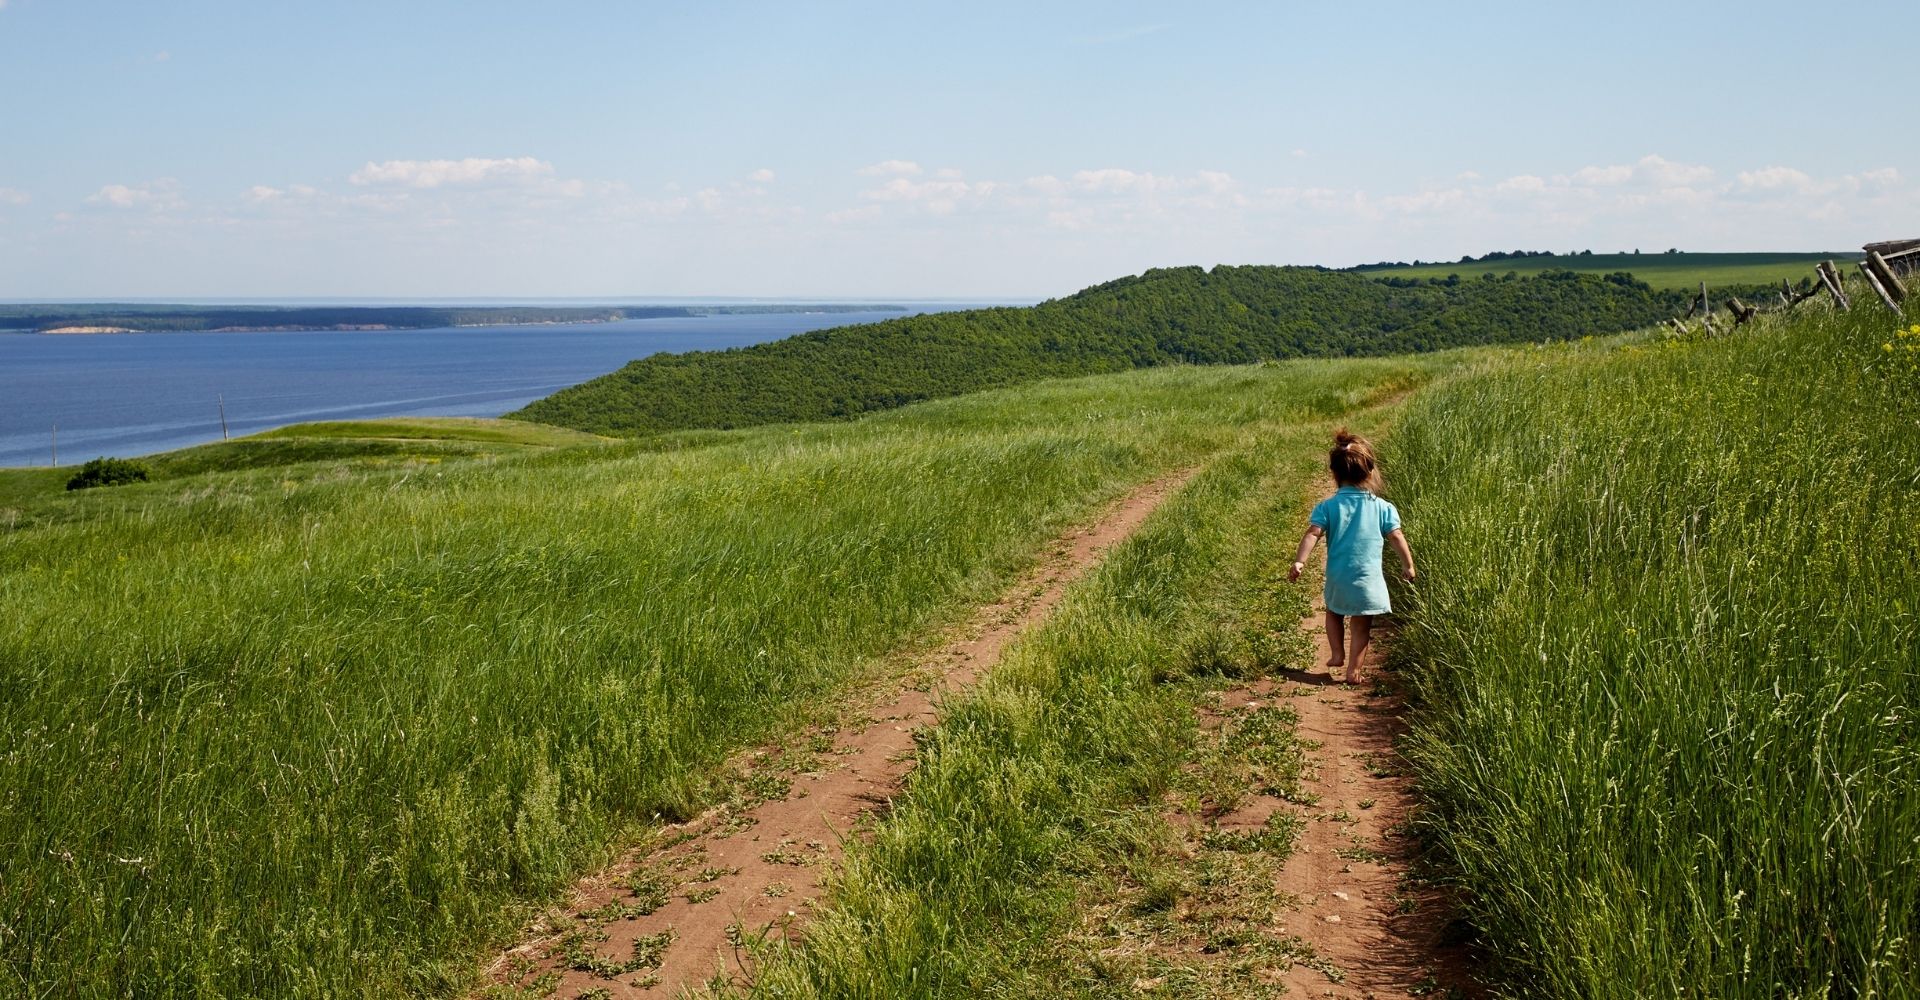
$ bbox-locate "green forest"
[513,265,1691,435]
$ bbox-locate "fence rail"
[1662,239,1910,336]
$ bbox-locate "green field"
[1388,307,1918,996]
[0,418,607,510]
[1352,251,1858,291]
[6,293,1917,998]
[0,356,1448,997]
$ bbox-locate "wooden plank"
[1817,261,1851,311]
[1859,262,1902,311]
[1863,239,1920,257]
[1866,251,1908,301]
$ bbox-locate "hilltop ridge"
[512,264,1687,435]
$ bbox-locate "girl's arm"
[1387,528,1417,580]
[1287,525,1324,582]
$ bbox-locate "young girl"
[1287,429,1416,684]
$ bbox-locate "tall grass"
[0,358,1444,998]
[1389,309,1919,996]
[724,419,1332,998]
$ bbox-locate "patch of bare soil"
[479,469,1197,998]
[1254,606,1480,1000]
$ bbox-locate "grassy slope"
[1353,251,1856,290]
[0,355,1457,998]
[723,399,1353,999]
[0,418,606,510]
[1387,308,1919,996]
[510,266,1682,436]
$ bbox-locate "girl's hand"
[1287,561,1304,583]
[1402,566,1417,582]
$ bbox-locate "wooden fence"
[1665,239,1912,336]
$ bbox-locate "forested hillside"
[513,265,1687,435]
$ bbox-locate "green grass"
[0,355,1454,998]
[1354,251,1858,291]
[255,417,606,448]
[1387,305,1919,997]
[0,418,607,513]
[720,410,1341,999]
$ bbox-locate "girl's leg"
[1324,611,1345,668]
[1345,614,1372,684]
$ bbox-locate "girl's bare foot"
[1343,672,1362,686]
[1326,656,1345,670]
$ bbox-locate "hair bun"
[1328,427,1379,488]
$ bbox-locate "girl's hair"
[1329,428,1379,489]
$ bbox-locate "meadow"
[0,355,1447,998]
[1387,306,1919,996]
[1351,250,1854,291]
[723,406,1344,999]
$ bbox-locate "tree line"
[512,265,1691,435]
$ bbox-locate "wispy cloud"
[349,157,554,189]
[86,180,186,211]
[0,187,29,206]
[857,159,922,177]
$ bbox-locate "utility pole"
[51,424,57,467]
[218,394,230,441]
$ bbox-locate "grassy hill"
[1351,250,1856,290]
[1387,305,1917,996]
[0,417,604,509]
[511,264,1686,435]
[0,354,1454,997]
[6,289,1914,998]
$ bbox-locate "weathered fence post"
[1859,262,1902,312]
[1816,261,1851,311]
[1865,251,1908,302]
[1726,297,1757,326]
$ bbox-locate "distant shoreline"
[7,303,911,335]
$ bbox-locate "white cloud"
[749,168,776,183]
[861,175,992,215]
[1736,166,1813,191]
[1291,149,1308,159]
[86,180,185,211]
[1195,170,1236,195]
[0,187,28,206]
[1571,164,1633,186]
[1497,174,1546,193]
[857,159,922,177]
[349,156,554,188]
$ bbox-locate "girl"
[1287,429,1416,684]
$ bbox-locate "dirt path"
[481,469,1198,998]
[1236,603,1478,999]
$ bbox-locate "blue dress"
[1310,486,1402,616]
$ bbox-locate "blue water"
[0,308,958,467]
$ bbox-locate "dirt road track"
[481,468,1199,997]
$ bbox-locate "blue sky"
[0,0,1912,299]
